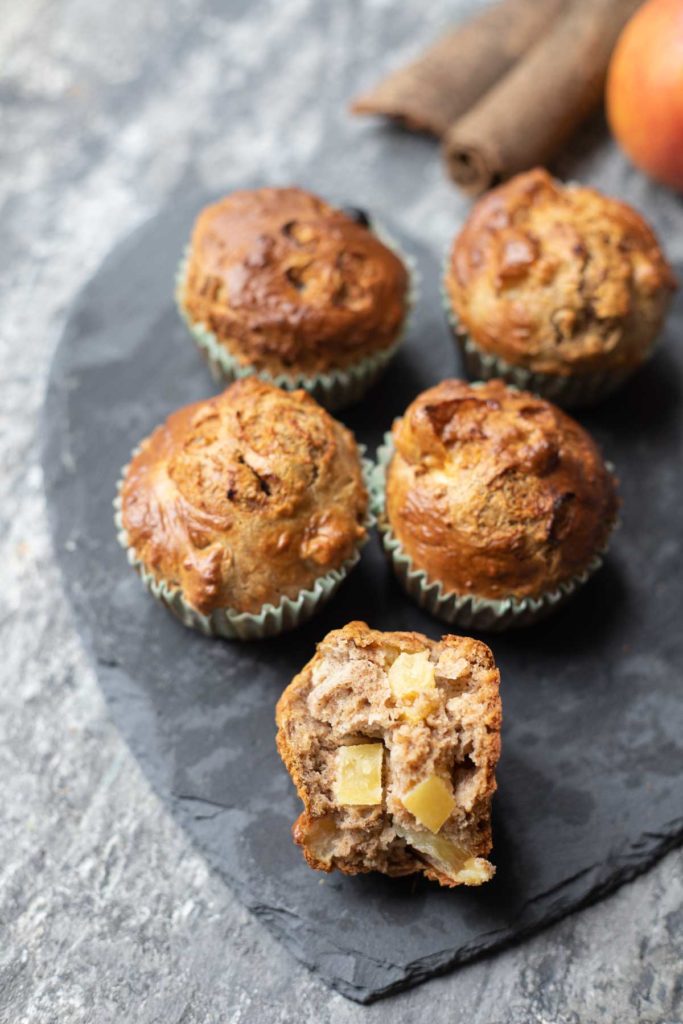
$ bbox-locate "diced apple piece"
[401,774,455,833]
[395,823,465,871]
[388,651,437,721]
[388,650,436,700]
[436,651,469,682]
[394,823,494,885]
[302,814,338,864]
[399,698,435,724]
[456,858,494,885]
[335,743,383,806]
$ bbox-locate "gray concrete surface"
[0,1,681,1021]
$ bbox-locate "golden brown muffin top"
[446,169,676,376]
[120,378,368,615]
[385,379,618,601]
[181,187,409,376]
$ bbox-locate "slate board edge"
[193,812,683,1004]
[31,533,683,1005]
[41,331,683,1005]
[39,206,683,1005]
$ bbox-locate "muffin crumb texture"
[276,622,501,887]
[119,378,368,615]
[446,168,676,376]
[182,187,409,376]
[385,378,619,602]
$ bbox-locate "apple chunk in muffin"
[276,621,502,887]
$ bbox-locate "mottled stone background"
[1,1,682,1021]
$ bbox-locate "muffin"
[374,379,619,631]
[115,378,370,639]
[177,187,412,410]
[443,168,676,407]
[276,622,501,887]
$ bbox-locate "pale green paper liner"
[176,222,419,412]
[114,448,375,641]
[371,432,616,632]
[440,255,656,409]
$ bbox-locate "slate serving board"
[42,196,683,1004]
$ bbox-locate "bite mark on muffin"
[276,622,502,887]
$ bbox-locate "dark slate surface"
[42,195,683,1003]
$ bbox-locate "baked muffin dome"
[180,187,410,379]
[118,378,368,623]
[445,169,675,399]
[276,622,501,887]
[383,378,618,606]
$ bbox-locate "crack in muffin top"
[446,168,676,376]
[120,378,368,615]
[385,378,619,600]
[181,187,409,375]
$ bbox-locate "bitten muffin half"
[116,378,369,639]
[376,378,619,630]
[178,187,411,408]
[444,168,676,406]
[276,622,501,886]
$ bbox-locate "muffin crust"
[119,378,368,615]
[181,187,409,376]
[276,622,501,886]
[385,379,618,601]
[446,168,676,376]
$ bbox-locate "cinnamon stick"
[351,0,565,137]
[443,0,642,194]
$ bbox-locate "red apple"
[607,0,683,191]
